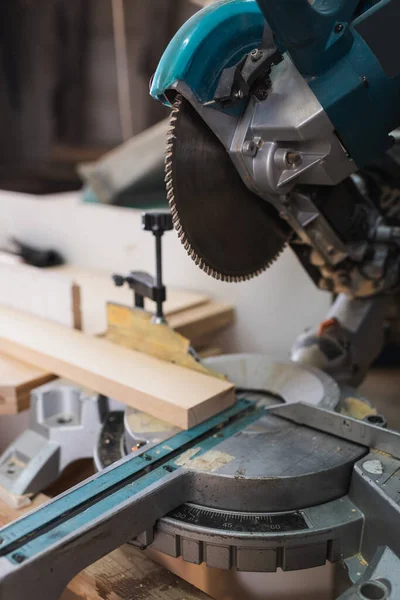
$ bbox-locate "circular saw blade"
[165,95,290,282]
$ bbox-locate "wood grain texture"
[106,303,225,379]
[0,307,235,428]
[0,354,55,414]
[0,263,81,328]
[51,265,209,334]
[169,302,235,347]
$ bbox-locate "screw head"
[255,87,268,101]
[235,90,244,100]
[286,151,302,167]
[163,465,176,473]
[12,553,26,564]
[334,23,344,33]
[242,140,258,157]
[250,48,263,62]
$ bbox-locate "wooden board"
[170,302,235,347]
[0,307,235,429]
[52,265,209,335]
[106,303,226,379]
[0,262,81,329]
[0,354,55,414]
[0,494,211,600]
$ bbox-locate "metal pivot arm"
[255,0,359,75]
[0,401,248,600]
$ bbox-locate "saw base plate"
[96,355,367,572]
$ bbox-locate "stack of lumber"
[0,307,235,429]
[0,264,235,422]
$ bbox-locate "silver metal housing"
[230,57,355,195]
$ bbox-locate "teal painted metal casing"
[150,0,265,105]
[256,0,361,76]
[307,0,400,167]
[0,399,258,564]
[151,0,400,169]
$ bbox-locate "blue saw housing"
[151,0,400,169]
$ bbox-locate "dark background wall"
[0,0,196,177]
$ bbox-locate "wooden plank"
[170,302,235,347]
[0,307,235,429]
[0,354,55,414]
[52,265,209,335]
[0,263,81,329]
[106,303,225,379]
[0,495,210,600]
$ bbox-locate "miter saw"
[2,1,400,599]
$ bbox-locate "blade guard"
[150,0,264,108]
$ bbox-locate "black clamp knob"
[142,211,173,235]
[113,210,172,322]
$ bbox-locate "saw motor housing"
[151,0,400,299]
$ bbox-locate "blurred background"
[0,0,331,361]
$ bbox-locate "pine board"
[0,354,55,414]
[0,262,81,329]
[169,302,235,347]
[52,265,209,334]
[0,307,235,429]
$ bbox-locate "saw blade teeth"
[164,93,288,283]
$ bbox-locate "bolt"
[12,553,25,564]
[363,459,384,475]
[250,48,263,62]
[242,140,258,157]
[234,90,244,100]
[361,76,369,88]
[286,151,302,167]
[255,87,268,101]
[163,465,175,473]
[334,23,344,33]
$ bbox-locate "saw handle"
[255,0,359,75]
